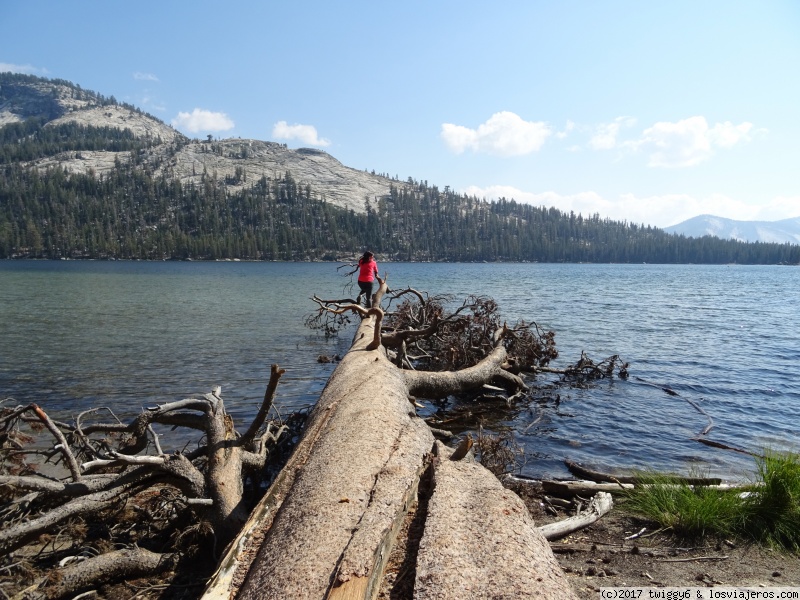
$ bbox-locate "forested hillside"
[1,73,799,264]
[3,161,799,264]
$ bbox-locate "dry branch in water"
[308,282,570,405]
[309,271,630,414]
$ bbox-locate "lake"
[1,260,798,481]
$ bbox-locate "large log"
[204,307,434,600]
[542,479,634,497]
[204,288,577,599]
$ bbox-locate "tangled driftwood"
[0,366,295,599]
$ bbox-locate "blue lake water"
[1,260,798,481]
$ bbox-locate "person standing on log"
[355,251,379,307]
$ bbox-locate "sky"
[2,0,799,228]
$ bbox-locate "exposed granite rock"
[165,139,396,213]
[31,150,132,176]
[3,76,401,214]
[48,104,182,144]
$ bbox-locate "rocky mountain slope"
[0,74,398,213]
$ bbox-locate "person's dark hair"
[361,251,373,262]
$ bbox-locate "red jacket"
[358,258,378,282]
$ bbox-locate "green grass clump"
[737,450,800,550]
[623,471,741,540]
[623,450,800,551]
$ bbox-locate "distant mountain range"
[665,215,800,244]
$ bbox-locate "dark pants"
[358,280,374,307]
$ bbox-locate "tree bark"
[414,442,577,599]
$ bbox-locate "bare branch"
[28,548,178,600]
[403,332,510,399]
[372,273,387,305]
[365,307,384,350]
[187,498,214,506]
[311,295,369,317]
[381,315,440,349]
[491,369,528,393]
[78,398,214,457]
[240,450,267,472]
[81,452,166,472]
[387,287,428,305]
[0,474,116,496]
[29,404,82,482]
[310,295,358,306]
[537,492,614,541]
[148,424,163,455]
[0,478,147,554]
[239,364,286,449]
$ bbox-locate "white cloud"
[707,121,755,148]
[171,109,234,133]
[588,116,636,150]
[751,195,800,222]
[0,62,47,75]
[461,185,798,229]
[140,94,166,112]
[272,121,330,147]
[556,119,576,139]
[441,123,478,154]
[441,111,551,156]
[634,116,754,168]
[133,72,159,82]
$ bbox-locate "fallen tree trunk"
[541,479,748,499]
[207,300,435,599]
[205,282,577,599]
